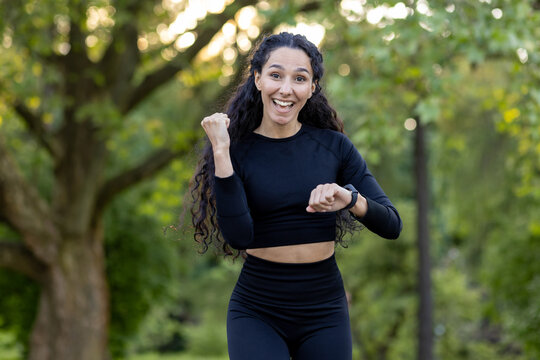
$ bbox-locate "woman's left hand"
[306,183,352,213]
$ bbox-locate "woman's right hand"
[201,113,231,153]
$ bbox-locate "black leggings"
[227,253,352,360]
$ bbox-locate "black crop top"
[213,124,402,250]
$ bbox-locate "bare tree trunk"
[414,118,433,360]
[28,222,109,360]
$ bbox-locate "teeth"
[273,99,293,106]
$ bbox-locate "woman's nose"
[279,79,292,95]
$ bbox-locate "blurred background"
[0,0,539,359]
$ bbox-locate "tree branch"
[13,101,59,158]
[0,136,59,264]
[121,0,257,114]
[99,0,158,102]
[0,241,47,283]
[95,0,325,210]
[105,22,141,106]
[67,2,88,58]
[95,136,199,215]
[100,0,157,73]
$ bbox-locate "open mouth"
[273,99,294,109]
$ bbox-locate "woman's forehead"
[263,47,312,73]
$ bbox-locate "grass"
[0,331,22,360]
[128,352,228,360]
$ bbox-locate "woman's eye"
[296,76,306,82]
[270,73,280,79]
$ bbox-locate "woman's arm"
[201,113,233,177]
[213,173,254,249]
[339,135,402,239]
[201,113,254,249]
[305,133,402,239]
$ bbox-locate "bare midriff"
[246,241,335,263]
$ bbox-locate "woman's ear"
[254,71,261,91]
[310,81,317,97]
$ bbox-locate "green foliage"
[176,258,240,357]
[0,330,21,360]
[338,200,416,359]
[76,97,123,134]
[0,270,38,359]
[0,103,54,201]
[122,246,241,358]
[0,191,38,360]
[415,97,441,125]
[181,312,228,357]
[105,193,182,358]
[430,56,539,359]
[325,2,540,358]
[2,0,540,359]
[483,217,540,358]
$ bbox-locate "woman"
[191,32,402,360]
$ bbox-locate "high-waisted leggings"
[227,253,352,360]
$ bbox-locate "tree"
[0,0,262,358]
[2,0,539,358]
[0,0,332,357]
[321,0,537,358]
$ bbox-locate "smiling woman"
[253,47,316,136]
[189,32,402,360]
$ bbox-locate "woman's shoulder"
[302,124,351,148]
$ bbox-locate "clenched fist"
[306,183,368,217]
[201,113,231,153]
[306,183,352,213]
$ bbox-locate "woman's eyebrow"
[268,64,311,74]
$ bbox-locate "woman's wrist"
[213,145,230,156]
[213,148,234,178]
[349,195,368,218]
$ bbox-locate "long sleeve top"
[213,124,402,250]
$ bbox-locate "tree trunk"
[414,118,433,360]
[28,221,109,360]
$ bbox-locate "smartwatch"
[343,184,358,210]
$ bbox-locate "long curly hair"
[190,32,358,256]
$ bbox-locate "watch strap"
[343,184,358,210]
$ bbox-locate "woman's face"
[254,47,316,128]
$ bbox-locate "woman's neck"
[254,120,302,139]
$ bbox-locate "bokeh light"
[404,118,417,131]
